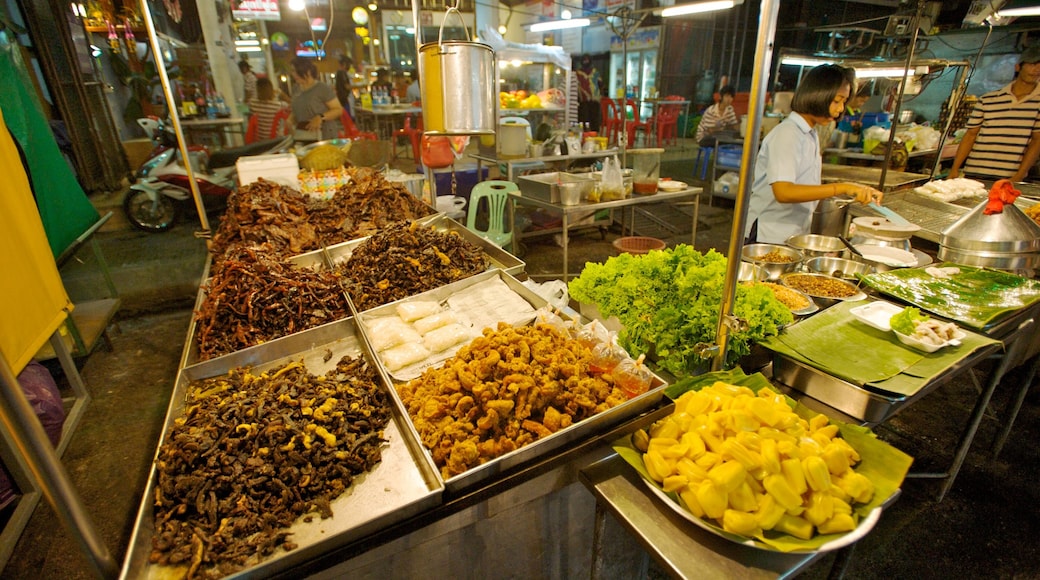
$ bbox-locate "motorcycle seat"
[208,137,289,169]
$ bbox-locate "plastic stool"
[694,146,714,180]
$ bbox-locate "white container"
[237,153,300,190]
[498,123,528,158]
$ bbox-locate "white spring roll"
[413,311,458,335]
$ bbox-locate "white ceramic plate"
[640,477,882,553]
[658,180,688,192]
[849,300,905,332]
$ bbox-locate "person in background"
[836,80,872,144]
[745,64,883,244]
[576,55,601,131]
[250,77,290,139]
[405,69,421,103]
[949,46,1040,182]
[370,68,393,95]
[239,60,257,104]
[335,55,355,120]
[289,57,344,142]
[695,85,739,147]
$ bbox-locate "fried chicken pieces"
[397,322,629,478]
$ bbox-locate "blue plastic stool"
[694,146,714,180]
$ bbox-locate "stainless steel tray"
[324,213,525,278]
[771,353,905,424]
[371,270,669,493]
[121,318,443,579]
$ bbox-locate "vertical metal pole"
[139,0,211,233]
[712,0,780,370]
[0,353,118,579]
[878,0,926,191]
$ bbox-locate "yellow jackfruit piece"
[755,494,787,530]
[781,458,808,495]
[722,439,763,471]
[643,449,671,483]
[822,442,851,476]
[817,512,857,534]
[676,457,709,484]
[681,431,707,459]
[728,480,758,512]
[837,471,875,504]
[679,485,706,518]
[722,509,762,536]
[747,396,782,426]
[662,474,689,493]
[708,460,747,493]
[650,417,681,440]
[760,438,781,475]
[763,474,802,511]
[694,451,721,470]
[803,456,832,492]
[696,480,728,520]
[804,491,834,526]
[775,514,814,540]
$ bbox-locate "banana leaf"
[614,368,914,552]
[860,264,1040,330]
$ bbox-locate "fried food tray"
[324,213,525,277]
[121,318,443,580]
[367,269,669,494]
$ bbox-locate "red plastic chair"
[245,115,259,144]
[392,112,423,160]
[600,97,621,146]
[340,111,378,141]
[623,99,649,147]
[246,108,293,143]
[653,97,684,147]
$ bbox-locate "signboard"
[232,0,281,21]
[610,25,660,51]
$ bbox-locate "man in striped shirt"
[950,46,1040,182]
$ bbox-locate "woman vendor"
[290,57,344,143]
[745,64,883,244]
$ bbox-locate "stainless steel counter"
[821,166,930,192]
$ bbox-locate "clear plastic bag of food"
[601,155,625,201]
[365,317,422,352]
[413,311,458,335]
[614,354,652,399]
[381,342,431,371]
[396,300,442,322]
[423,323,475,353]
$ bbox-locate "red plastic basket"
[612,236,667,255]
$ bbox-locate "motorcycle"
[124,117,293,232]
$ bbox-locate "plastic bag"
[601,155,625,201]
[521,279,569,310]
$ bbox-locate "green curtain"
[0,31,99,258]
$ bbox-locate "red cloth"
[984,179,1021,215]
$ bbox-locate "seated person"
[696,85,740,147]
[249,78,290,139]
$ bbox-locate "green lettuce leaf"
[890,306,927,335]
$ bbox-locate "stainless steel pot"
[939,198,1040,270]
[419,8,495,136]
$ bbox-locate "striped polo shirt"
[962,82,1040,178]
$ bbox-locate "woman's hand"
[839,182,883,205]
[306,115,323,131]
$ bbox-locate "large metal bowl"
[785,234,846,258]
[738,261,768,282]
[804,256,874,280]
[780,272,864,309]
[741,244,803,280]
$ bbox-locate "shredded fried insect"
[758,282,811,310]
[756,250,798,263]
[194,246,351,360]
[397,322,628,479]
[340,221,489,311]
[308,167,434,245]
[150,356,392,579]
[782,274,857,298]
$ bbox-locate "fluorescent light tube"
[660,0,735,17]
[529,18,590,32]
[996,5,1040,17]
[781,57,834,67]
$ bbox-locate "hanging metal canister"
[419,6,496,135]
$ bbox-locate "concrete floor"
[4,143,1040,578]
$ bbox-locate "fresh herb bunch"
[568,245,792,376]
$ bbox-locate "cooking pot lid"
[941,199,1040,250]
[852,216,920,238]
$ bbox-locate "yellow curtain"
[0,106,72,374]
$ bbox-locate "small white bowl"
[894,328,966,353]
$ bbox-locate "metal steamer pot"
[939,200,1040,271]
[848,216,919,253]
[419,8,495,136]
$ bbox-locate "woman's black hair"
[719,85,736,98]
[790,64,852,118]
[290,57,318,80]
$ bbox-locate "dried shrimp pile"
[195,246,350,360]
[308,167,433,245]
[397,322,628,479]
[341,221,488,311]
[755,250,798,263]
[151,356,392,578]
[757,282,811,311]
[210,179,319,262]
[782,274,857,298]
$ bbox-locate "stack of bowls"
[785,234,846,259]
[804,256,873,281]
[741,243,803,281]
